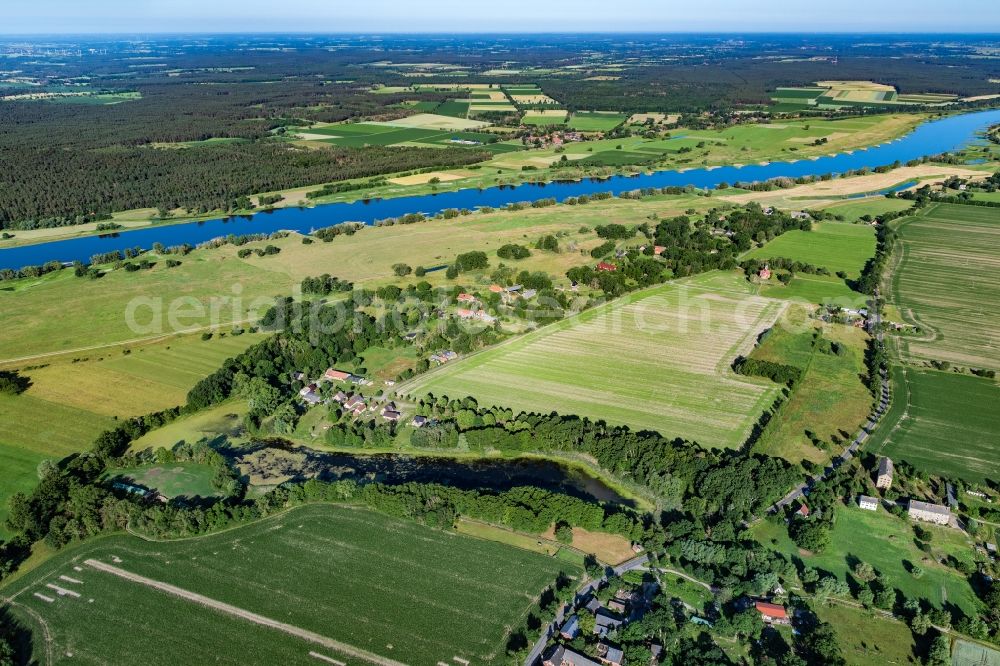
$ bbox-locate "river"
[2,109,998,270]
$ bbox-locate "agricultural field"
[522,110,568,125]
[742,222,876,278]
[889,203,1000,370]
[770,81,957,111]
[3,504,578,665]
[749,317,873,467]
[566,111,628,132]
[402,272,787,449]
[753,503,979,615]
[293,117,496,149]
[874,367,1000,482]
[953,639,1000,666]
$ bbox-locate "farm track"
[83,557,409,666]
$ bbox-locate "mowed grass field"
[404,272,786,449]
[5,504,577,666]
[743,222,876,278]
[891,203,1000,370]
[875,367,1000,482]
[753,503,979,616]
[566,112,628,132]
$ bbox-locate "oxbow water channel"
[2,109,998,270]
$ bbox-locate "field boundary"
[83,557,409,666]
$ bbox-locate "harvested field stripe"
[310,652,347,666]
[83,558,408,666]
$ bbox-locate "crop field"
[953,640,1000,666]
[298,121,496,148]
[566,111,628,132]
[403,272,786,449]
[875,367,1000,482]
[753,503,979,615]
[743,222,876,278]
[890,203,1000,370]
[4,504,577,665]
[522,110,568,125]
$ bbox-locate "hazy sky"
[3,0,999,34]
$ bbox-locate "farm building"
[908,499,951,525]
[754,601,790,625]
[543,646,601,666]
[596,262,617,272]
[858,495,879,511]
[522,289,537,299]
[324,368,351,382]
[876,457,894,489]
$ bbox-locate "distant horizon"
[3,30,1000,37]
[3,0,998,35]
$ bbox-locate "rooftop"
[908,499,951,516]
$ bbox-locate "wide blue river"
[3,109,999,270]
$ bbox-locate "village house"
[324,368,351,382]
[380,401,397,415]
[292,371,305,381]
[457,293,477,304]
[298,383,318,397]
[796,503,810,517]
[876,457,894,490]
[560,615,580,640]
[382,410,402,422]
[754,601,790,625]
[456,308,475,320]
[522,288,537,300]
[411,415,428,428]
[301,389,322,405]
[543,646,601,666]
[596,262,617,272]
[653,245,665,256]
[597,643,624,666]
[344,395,365,411]
[758,265,771,280]
[858,495,879,511]
[908,499,951,525]
[489,284,504,293]
[594,610,624,637]
[332,391,348,404]
[607,598,627,614]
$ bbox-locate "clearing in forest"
[404,272,786,449]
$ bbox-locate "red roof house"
[796,503,810,517]
[489,284,504,293]
[596,262,617,272]
[754,601,789,625]
[324,369,351,382]
[457,293,477,303]
[759,266,771,280]
[653,245,666,256]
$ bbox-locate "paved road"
[770,291,890,513]
[524,555,649,666]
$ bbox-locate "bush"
[497,244,531,260]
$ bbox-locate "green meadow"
[743,222,876,278]
[4,504,577,665]
[753,503,978,615]
[566,111,628,132]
